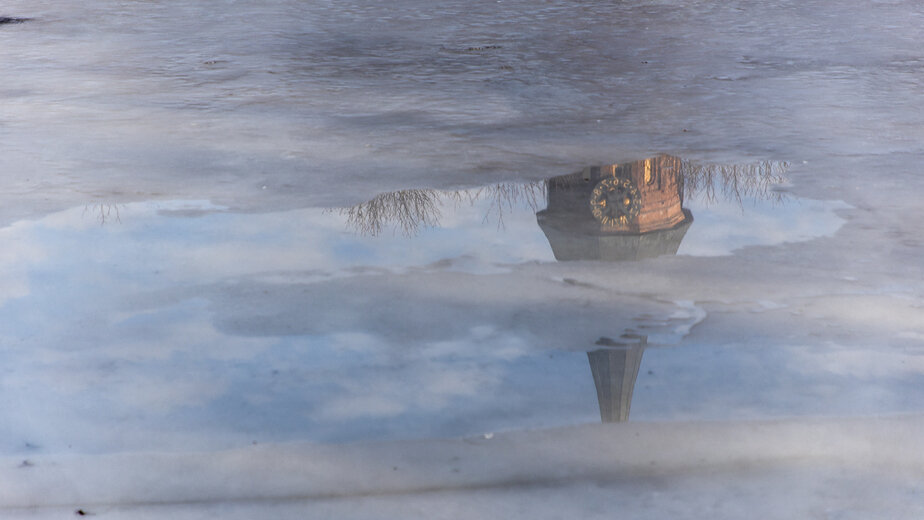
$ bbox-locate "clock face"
[589,178,641,226]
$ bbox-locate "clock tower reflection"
[537,155,692,262]
[539,156,693,422]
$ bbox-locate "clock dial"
[589,178,641,226]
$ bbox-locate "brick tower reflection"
[537,155,692,262]
[538,156,692,422]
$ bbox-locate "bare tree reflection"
[681,159,790,206]
[83,203,123,225]
[467,182,547,229]
[340,182,547,236]
[342,156,790,237]
[342,189,444,236]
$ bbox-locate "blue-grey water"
[0,169,851,452]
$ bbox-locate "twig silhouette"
[340,182,546,237]
[341,157,789,236]
[83,203,123,225]
[680,159,790,206]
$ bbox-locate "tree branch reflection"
[340,182,547,236]
[682,159,790,206]
[342,156,790,237]
[83,203,124,225]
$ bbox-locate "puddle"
[337,155,845,263]
[25,157,843,284]
[0,156,856,452]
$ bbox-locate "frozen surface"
[1,0,924,517]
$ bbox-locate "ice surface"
[5,417,924,517]
[2,0,924,517]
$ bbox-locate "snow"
[5,417,924,518]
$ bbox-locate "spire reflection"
[338,155,790,423]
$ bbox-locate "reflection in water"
[69,157,795,429]
[588,335,647,422]
[342,155,788,238]
[682,159,789,205]
[538,156,693,262]
[2,160,851,450]
[342,155,791,423]
[83,203,124,225]
[538,156,784,422]
[340,182,546,236]
[565,158,678,420]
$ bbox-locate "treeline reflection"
[341,156,790,237]
[341,182,547,236]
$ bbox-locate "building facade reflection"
[538,156,695,422]
[341,154,790,424]
[537,156,693,262]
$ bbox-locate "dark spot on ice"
[75,510,87,516]
[0,17,30,25]
[648,370,654,375]
[465,45,502,52]
[19,460,33,468]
